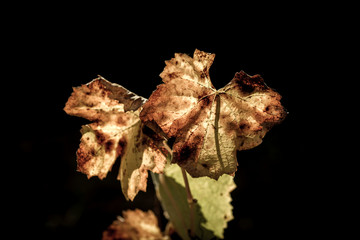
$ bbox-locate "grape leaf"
[152,163,235,239]
[102,209,165,240]
[64,76,169,201]
[141,49,286,179]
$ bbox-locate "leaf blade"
[64,76,168,201]
[141,50,287,179]
[103,209,165,240]
[152,163,236,239]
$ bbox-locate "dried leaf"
[102,209,166,240]
[141,49,286,179]
[64,76,169,200]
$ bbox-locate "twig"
[181,168,196,238]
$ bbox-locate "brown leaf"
[140,49,286,179]
[102,209,166,240]
[64,76,169,200]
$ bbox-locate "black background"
[9,4,335,239]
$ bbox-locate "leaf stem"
[214,94,225,170]
[181,168,196,238]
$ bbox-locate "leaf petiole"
[181,168,197,238]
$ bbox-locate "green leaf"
[152,163,236,239]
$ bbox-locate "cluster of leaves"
[64,49,286,239]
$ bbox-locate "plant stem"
[181,168,196,238]
[181,168,193,201]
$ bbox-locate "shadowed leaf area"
[152,163,235,240]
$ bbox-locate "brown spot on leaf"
[117,116,126,125]
[233,71,268,93]
[117,137,127,157]
[95,131,107,145]
[176,145,192,163]
[239,123,248,130]
[201,163,208,168]
[199,96,211,106]
[168,72,179,79]
[174,131,204,165]
[225,120,239,135]
[193,134,202,144]
[105,140,115,153]
[76,147,91,172]
[90,149,96,156]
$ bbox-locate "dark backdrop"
[10,5,328,239]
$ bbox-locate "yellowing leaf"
[141,49,286,179]
[64,76,169,201]
[102,209,166,240]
